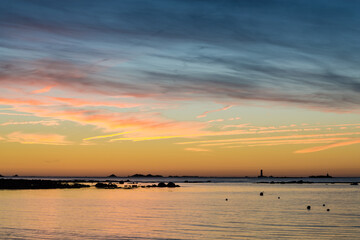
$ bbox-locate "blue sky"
[1,0,360,111]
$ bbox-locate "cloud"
[12,104,210,140]
[51,97,140,109]
[0,97,46,106]
[6,132,70,145]
[0,112,33,116]
[184,148,210,152]
[0,120,59,126]
[294,139,360,153]
[197,105,233,118]
[1,1,360,113]
[83,132,132,141]
[207,119,224,123]
[220,138,349,148]
[222,123,250,129]
[177,132,360,146]
[32,85,55,94]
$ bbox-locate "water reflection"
[0,183,359,239]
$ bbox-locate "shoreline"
[0,178,180,190]
[0,177,358,190]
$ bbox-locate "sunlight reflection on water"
[0,183,359,239]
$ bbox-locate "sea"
[0,177,359,239]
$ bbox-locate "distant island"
[106,173,164,178]
[129,174,164,178]
[309,173,332,178]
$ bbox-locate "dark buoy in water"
[323,204,325,207]
[327,209,330,211]
[260,192,264,196]
[307,205,311,210]
[225,198,228,201]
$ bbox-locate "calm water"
[0,182,359,239]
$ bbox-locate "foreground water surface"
[0,181,359,239]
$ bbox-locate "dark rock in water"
[119,181,124,184]
[72,183,90,188]
[107,174,117,178]
[307,206,311,210]
[278,197,280,199]
[323,204,326,206]
[95,182,118,189]
[158,182,167,188]
[327,209,330,211]
[225,198,228,201]
[350,182,358,185]
[260,192,264,196]
[0,179,90,189]
[167,182,178,188]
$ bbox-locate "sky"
[0,0,359,177]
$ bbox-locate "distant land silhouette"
[309,173,332,178]
[0,179,90,189]
[0,178,180,190]
[129,174,164,178]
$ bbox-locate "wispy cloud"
[51,97,140,109]
[1,1,360,113]
[197,105,233,118]
[208,119,224,123]
[0,120,59,126]
[295,139,360,153]
[184,148,210,152]
[221,138,349,148]
[178,131,360,148]
[31,85,55,94]
[6,132,70,145]
[83,132,133,141]
[222,123,250,129]
[0,112,33,116]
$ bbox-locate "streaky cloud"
[197,105,233,118]
[295,139,360,153]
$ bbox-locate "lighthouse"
[258,169,264,178]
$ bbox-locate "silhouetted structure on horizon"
[309,173,332,178]
[258,169,265,178]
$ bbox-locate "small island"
[309,173,332,178]
[107,174,118,178]
[129,174,164,178]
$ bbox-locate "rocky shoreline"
[0,179,180,190]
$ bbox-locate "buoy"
[278,197,280,199]
[225,198,228,201]
[323,204,325,206]
[260,192,264,196]
[327,209,330,211]
[307,206,311,210]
